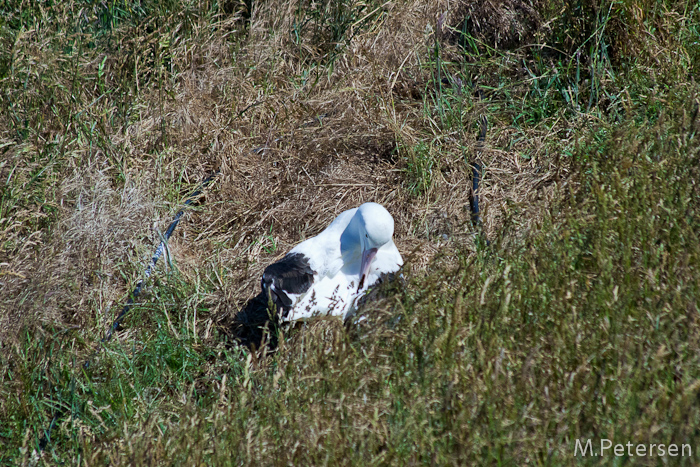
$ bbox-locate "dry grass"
[0,0,580,339]
[1,0,699,464]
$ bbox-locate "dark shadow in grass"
[229,292,280,350]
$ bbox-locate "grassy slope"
[1,0,699,465]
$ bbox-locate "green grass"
[402,140,435,196]
[1,0,700,465]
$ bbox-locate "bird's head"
[356,202,395,290]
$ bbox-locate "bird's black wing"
[261,253,315,317]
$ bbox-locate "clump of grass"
[402,140,434,196]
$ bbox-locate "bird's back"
[289,207,357,274]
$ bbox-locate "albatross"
[261,202,403,322]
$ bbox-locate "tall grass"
[1,0,699,465]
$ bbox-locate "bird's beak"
[358,247,378,292]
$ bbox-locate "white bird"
[260,202,403,322]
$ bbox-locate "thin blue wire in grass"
[98,171,219,348]
[39,172,218,451]
[470,161,482,226]
[469,112,487,230]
